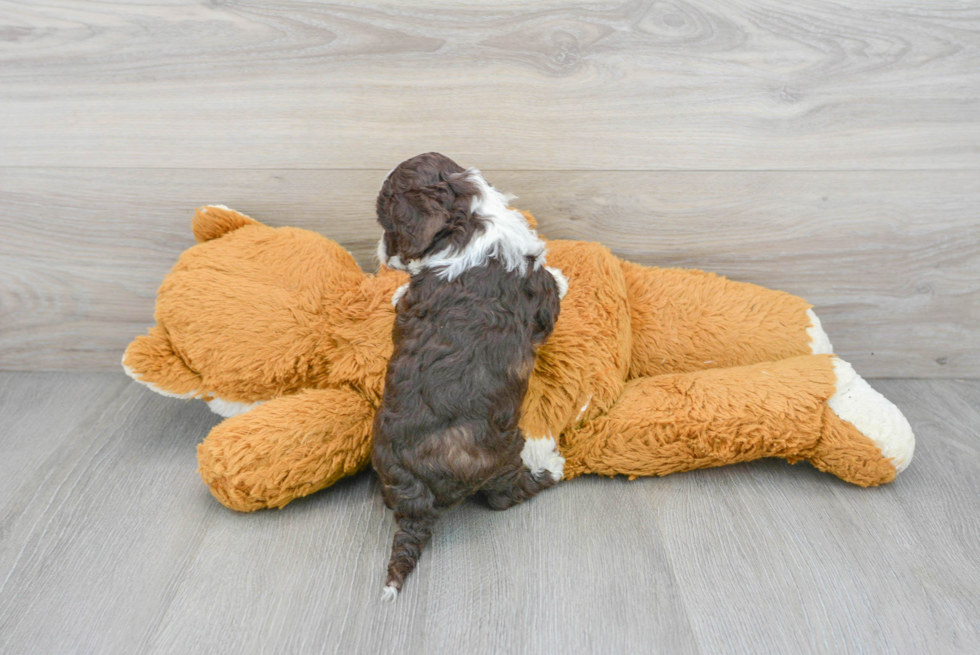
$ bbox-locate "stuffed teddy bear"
[123,205,915,512]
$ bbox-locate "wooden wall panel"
[1,1,978,170]
[1,1,977,374]
[1,168,976,376]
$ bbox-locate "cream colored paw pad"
[829,358,915,472]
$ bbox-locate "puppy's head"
[376,153,482,269]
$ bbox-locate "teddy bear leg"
[561,354,913,486]
[806,358,915,486]
[197,387,375,511]
[561,355,837,479]
[621,261,832,376]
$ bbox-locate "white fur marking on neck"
[545,266,568,299]
[521,435,565,481]
[406,169,547,281]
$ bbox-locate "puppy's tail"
[382,514,436,601]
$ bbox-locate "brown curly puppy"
[372,153,566,600]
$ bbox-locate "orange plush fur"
[123,206,914,512]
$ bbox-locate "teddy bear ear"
[192,205,264,243]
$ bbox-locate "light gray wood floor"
[0,372,977,654]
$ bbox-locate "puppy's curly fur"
[372,153,562,599]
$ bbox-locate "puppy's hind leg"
[482,458,559,512]
[382,479,440,601]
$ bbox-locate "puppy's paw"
[391,283,409,307]
[485,490,523,511]
[520,435,565,482]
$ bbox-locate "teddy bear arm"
[560,354,911,486]
[516,241,634,483]
[197,387,376,511]
[621,260,831,377]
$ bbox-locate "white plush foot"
[807,309,834,355]
[829,358,915,472]
[520,435,565,481]
[381,585,399,602]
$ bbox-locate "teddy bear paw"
[828,358,915,472]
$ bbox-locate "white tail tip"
[381,585,399,602]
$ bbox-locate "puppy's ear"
[387,188,451,261]
[526,266,563,346]
[382,169,478,261]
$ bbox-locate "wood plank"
[0,371,700,654]
[0,371,129,508]
[654,378,980,654]
[2,167,977,377]
[1,1,978,170]
[147,468,701,654]
[0,374,978,653]
[0,373,225,654]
